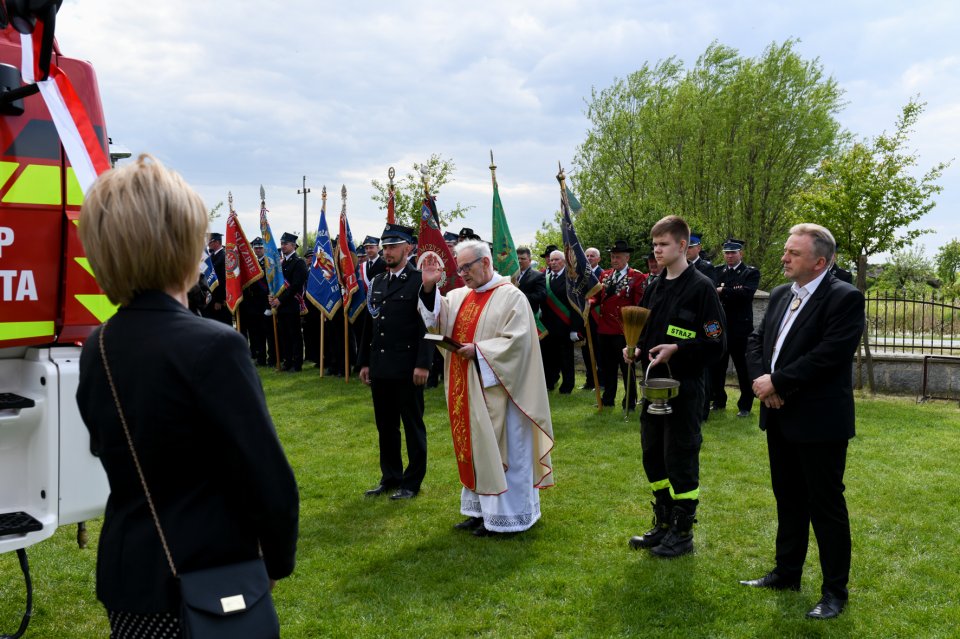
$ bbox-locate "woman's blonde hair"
[78,154,207,306]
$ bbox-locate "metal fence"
[865,290,960,355]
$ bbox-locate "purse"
[99,321,280,639]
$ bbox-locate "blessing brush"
[620,306,650,418]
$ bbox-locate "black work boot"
[629,492,672,550]
[651,501,697,558]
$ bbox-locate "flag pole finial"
[322,185,327,202]
[557,163,566,185]
[259,185,266,203]
[228,191,234,213]
[489,150,497,188]
[388,166,395,190]
[341,184,347,202]
[420,164,430,196]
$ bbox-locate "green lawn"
[2,371,959,638]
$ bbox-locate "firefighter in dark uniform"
[269,232,308,372]
[240,237,271,365]
[686,231,717,420]
[589,240,647,408]
[710,238,760,416]
[627,215,725,558]
[358,223,435,500]
[202,232,232,325]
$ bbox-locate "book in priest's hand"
[423,333,464,352]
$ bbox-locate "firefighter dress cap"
[722,238,745,252]
[355,246,365,257]
[279,232,299,246]
[381,223,416,245]
[208,232,223,243]
[443,231,458,243]
[362,235,380,246]
[608,239,634,253]
[251,237,264,247]
[540,244,559,258]
[689,232,702,247]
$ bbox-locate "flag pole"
[557,162,602,413]
[272,312,281,372]
[341,185,351,384]
[319,315,325,378]
[387,167,395,225]
[489,149,497,189]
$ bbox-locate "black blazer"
[540,269,584,336]
[77,291,299,614]
[746,274,864,442]
[516,268,547,314]
[277,253,308,314]
[357,262,435,378]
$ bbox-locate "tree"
[208,201,223,222]
[874,246,935,294]
[369,154,473,230]
[794,98,951,291]
[573,40,844,287]
[935,238,960,288]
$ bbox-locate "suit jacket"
[515,267,547,314]
[716,262,760,336]
[277,252,308,314]
[540,269,584,336]
[746,273,864,442]
[76,291,299,613]
[357,261,435,378]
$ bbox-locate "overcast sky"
[57,0,958,260]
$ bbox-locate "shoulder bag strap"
[98,321,179,578]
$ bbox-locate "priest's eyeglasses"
[456,257,483,273]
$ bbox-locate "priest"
[419,240,554,537]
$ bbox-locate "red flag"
[386,186,395,225]
[337,210,359,306]
[419,196,463,294]
[225,212,264,313]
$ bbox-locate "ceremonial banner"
[491,180,519,278]
[225,211,264,313]
[259,203,286,297]
[337,209,365,322]
[201,254,218,293]
[560,186,601,319]
[386,185,396,225]
[419,196,464,294]
[306,202,342,319]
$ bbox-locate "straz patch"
[666,324,696,340]
[703,320,722,339]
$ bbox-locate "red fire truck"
[1,1,116,636]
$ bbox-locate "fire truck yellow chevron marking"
[0,160,18,188]
[74,257,95,277]
[2,164,61,205]
[74,294,118,323]
[0,321,55,341]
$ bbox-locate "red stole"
[447,287,497,490]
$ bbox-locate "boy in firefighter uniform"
[627,216,725,558]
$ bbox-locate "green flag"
[491,180,519,278]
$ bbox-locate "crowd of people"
[75,156,865,635]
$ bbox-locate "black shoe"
[389,488,417,500]
[364,484,393,497]
[472,525,499,537]
[739,571,801,592]
[736,410,751,418]
[629,501,671,550]
[650,529,694,557]
[454,516,484,531]
[806,593,847,619]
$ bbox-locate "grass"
[2,371,959,638]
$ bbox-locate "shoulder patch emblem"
[704,320,722,339]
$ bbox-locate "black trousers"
[277,311,303,369]
[710,331,754,412]
[599,333,636,407]
[370,377,427,492]
[240,306,268,364]
[766,424,851,598]
[541,332,575,393]
[639,375,704,498]
[580,317,601,388]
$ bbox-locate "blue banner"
[561,185,601,318]
[202,254,219,292]
[258,203,286,297]
[305,203,343,319]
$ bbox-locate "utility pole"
[298,175,311,253]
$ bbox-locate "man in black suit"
[741,223,864,620]
[711,238,761,417]
[358,223,435,500]
[540,250,583,393]
[202,233,232,325]
[829,262,854,284]
[270,232,308,372]
[580,247,604,390]
[514,246,547,314]
[240,237,271,365]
